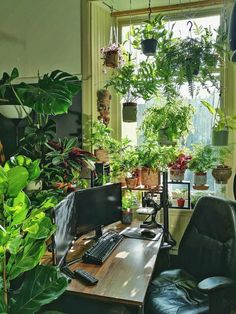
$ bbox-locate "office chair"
[145,195,236,314]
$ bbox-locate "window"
[121,14,221,192]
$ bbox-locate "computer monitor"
[52,192,78,267]
[52,183,122,267]
[75,183,122,238]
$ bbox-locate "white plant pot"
[0,104,32,119]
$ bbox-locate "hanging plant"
[201,100,236,146]
[169,23,228,96]
[130,15,167,56]
[100,43,123,68]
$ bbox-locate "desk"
[64,222,163,314]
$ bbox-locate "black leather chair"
[145,196,236,314]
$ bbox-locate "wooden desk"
[65,222,163,314]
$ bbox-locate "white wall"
[0,0,81,79]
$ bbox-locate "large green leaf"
[4,192,30,226]
[8,240,46,280]
[17,70,81,115]
[7,167,29,197]
[9,265,68,314]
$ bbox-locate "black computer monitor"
[52,192,78,267]
[75,183,122,238]
[52,183,122,267]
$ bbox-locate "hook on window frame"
[187,20,193,32]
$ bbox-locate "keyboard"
[82,231,124,265]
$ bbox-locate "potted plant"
[0,158,67,313]
[211,146,232,184]
[168,150,192,181]
[109,137,131,185]
[105,57,158,122]
[188,144,216,189]
[141,97,195,145]
[122,146,139,188]
[100,43,123,68]
[90,121,114,163]
[201,100,236,146]
[44,137,96,191]
[122,190,138,224]
[0,68,81,162]
[169,25,227,96]
[137,142,176,188]
[130,15,166,56]
[173,189,187,208]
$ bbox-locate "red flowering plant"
[43,137,96,191]
[169,153,192,171]
[168,150,192,181]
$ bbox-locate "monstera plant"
[0,156,68,313]
[0,68,81,161]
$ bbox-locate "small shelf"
[122,185,163,193]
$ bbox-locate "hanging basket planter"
[122,102,137,123]
[104,50,119,68]
[141,39,157,56]
[212,128,229,146]
[212,165,232,184]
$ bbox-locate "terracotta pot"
[212,166,232,184]
[177,198,185,208]
[94,149,109,163]
[169,169,185,181]
[194,172,207,186]
[104,51,119,68]
[125,177,138,189]
[140,168,160,188]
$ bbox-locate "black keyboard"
[82,231,124,265]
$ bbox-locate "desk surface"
[66,222,163,308]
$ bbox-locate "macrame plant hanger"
[101,1,119,69]
[122,0,138,123]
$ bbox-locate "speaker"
[229,1,236,62]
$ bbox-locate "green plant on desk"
[0,159,67,313]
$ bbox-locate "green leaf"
[6,235,22,255]
[27,159,41,181]
[201,100,216,114]
[0,167,8,196]
[7,166,29,197]
[8,240,46,280]
[9,265,68,314]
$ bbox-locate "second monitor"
[75,183,122,238]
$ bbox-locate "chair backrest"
[178,195,236,281]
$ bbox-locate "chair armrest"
[198,276,235,292]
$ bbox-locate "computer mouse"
[141,229,156,239]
